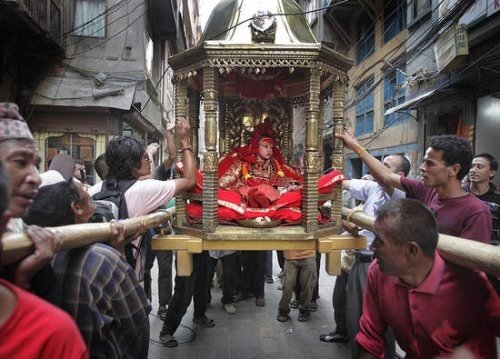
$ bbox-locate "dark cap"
[0,103,34,140]
[48,153,75,182]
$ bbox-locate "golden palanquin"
[153,0,366,275]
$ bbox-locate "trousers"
[240,251,266,298]
[160,251,210,336]
[278,257,317,313]
[346,260,395,359]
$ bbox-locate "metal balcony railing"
[14,0,63,46]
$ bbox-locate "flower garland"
[241,158,284,181]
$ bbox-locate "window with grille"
[384,0,407,43]
[73,0,106,37]
[355,78,374,136]
[384,68,410,126]
[46,133,96,182]
[356,11,375,64]
[408,0,432,27]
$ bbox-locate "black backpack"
[90,179,137,267]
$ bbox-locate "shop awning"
[384,90,436,116]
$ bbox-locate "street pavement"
[148,253,351,359]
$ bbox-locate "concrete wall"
[344,2,418,172]
[476,96,500,184]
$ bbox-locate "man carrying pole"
[336,126,491,243]
[356,199,500,358]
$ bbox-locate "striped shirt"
[50,243,151,359]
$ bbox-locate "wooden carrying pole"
[1,210,173,266]
[342,207,500,277]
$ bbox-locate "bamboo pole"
[342,207,500,277]
[1,209,174,266]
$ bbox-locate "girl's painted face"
[258,138,274,160]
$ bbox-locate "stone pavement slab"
[148,253,351,358]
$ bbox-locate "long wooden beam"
[5,207,496,278]
[342,207,500,277]
[1,210,173,265]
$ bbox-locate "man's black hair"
[474,153,498,173]
[376,199,438,257]
[105,136,145,179]
[392,153,411,177]
[94,153,108,180]
[429,135,472,180]
[24,179,81,227]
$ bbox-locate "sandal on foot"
[193,315,215,328]
[277,312,291,322]
[298,311,310,322]
[159,333,178,347]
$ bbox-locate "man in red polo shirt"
[356,199,499,358]
[0,160,88,359]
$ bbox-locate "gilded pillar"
[219,101,227,155]
[188,91,200,165]
[302,68,321,233]
[318,92,325,168]
[330,80,345,227]
[174,79,188,226]
[202,67,219,233]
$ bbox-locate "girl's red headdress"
[219,119,302,183]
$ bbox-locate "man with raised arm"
[336,126,491,243]
[321,154,409,359]
[88,116,197,275]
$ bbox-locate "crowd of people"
[0,101,499,358]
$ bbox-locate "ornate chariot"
[153,0,366,275]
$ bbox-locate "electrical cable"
[129,1,359,124]
[72,11,147,57]
[34,82,137,101]
[348,0,475,97]
[340,39,500,163]
[344,0,500,146]
[148,312,197,346]
[65,1,145,50]
[26,0,486,132]
[345,0,476,113]
[136,0,468,124]
[26,0,136,59]
[327,0,476,146]
[65,0,134,36]
[26,0,434,122]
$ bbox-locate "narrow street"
[148,255,350,359]
[147,255,500,358]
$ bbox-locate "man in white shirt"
[321,154,410,359]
